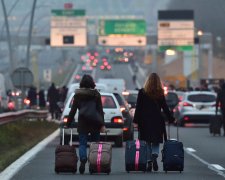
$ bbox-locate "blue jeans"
[147,142,160,162]
[78,132,100,162]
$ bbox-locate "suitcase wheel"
[89,169,93,175]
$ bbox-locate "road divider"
[0,109,48,125]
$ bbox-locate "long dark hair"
[143,73,164,99]
[79,74,96,89]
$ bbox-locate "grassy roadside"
[0,120,59,172]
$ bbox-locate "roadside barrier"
[0,109,48,125]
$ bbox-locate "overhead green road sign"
[51,9,85,16]
[99,19,146,35]
[159,45,193,51]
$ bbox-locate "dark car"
[162,91,179,122]
[165,91,179,113]
[122,90,138,109]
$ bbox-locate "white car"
[174,91,221,126]
[60,92,124,147]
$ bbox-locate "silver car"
[174,91,221,126]
[60,92,124,147]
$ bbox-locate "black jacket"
[216,85,225,114]
[133,88,174,143]
[68,88,104,133]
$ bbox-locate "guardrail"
[0,109,48,125]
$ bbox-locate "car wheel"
[115,135,123,147]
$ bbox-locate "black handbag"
[79,100,103,127]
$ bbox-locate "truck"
[97,78,126,93]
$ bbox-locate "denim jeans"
[78,132,100,162]
[147,142,160,162]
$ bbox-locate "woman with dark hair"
[133,73,175,172]
[67,74,106,174]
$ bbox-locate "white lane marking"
[211,164,225,171]
[128,64,141,89]
[134,62,146,78]
[0,129,60,180]
[185,147,225,178]
[186,147,196,152]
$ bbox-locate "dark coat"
[27,86,37,106]
[133,88,174,143]
[38,90,46,108]
[68,88,104,134]
[216,83,225,114]
[47,84,59,112]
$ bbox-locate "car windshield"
[126,94,138,103]
[165,93,178,103]
[69,95,116,109]
[101,95,116,108]
[188,94,216,102]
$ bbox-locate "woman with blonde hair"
[133,73,174,172]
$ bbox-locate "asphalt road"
[10,126,225,180]
[6,61,225,180]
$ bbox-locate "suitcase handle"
[167,123,179,141]
[62,128,73,146]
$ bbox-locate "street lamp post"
[208,34,213,79]
[197,30,213,80]
[26,0,37,68]
[1,0,15,72]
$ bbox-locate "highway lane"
[5,62,225,180]
[95,63,138,90]
[9,127,225,180]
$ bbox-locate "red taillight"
[8,102,15,109]
[24,98,30,105]
[183,102,193,107]
[184,116,189,121]
[63,117,68,123]
[163,86,168,95]
[113,117,124,124]
[213,102,221,107]
[75,75,80,80]
[123,127,128,131]
[179,96,183,101]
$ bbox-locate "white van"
[97,78,126,93]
